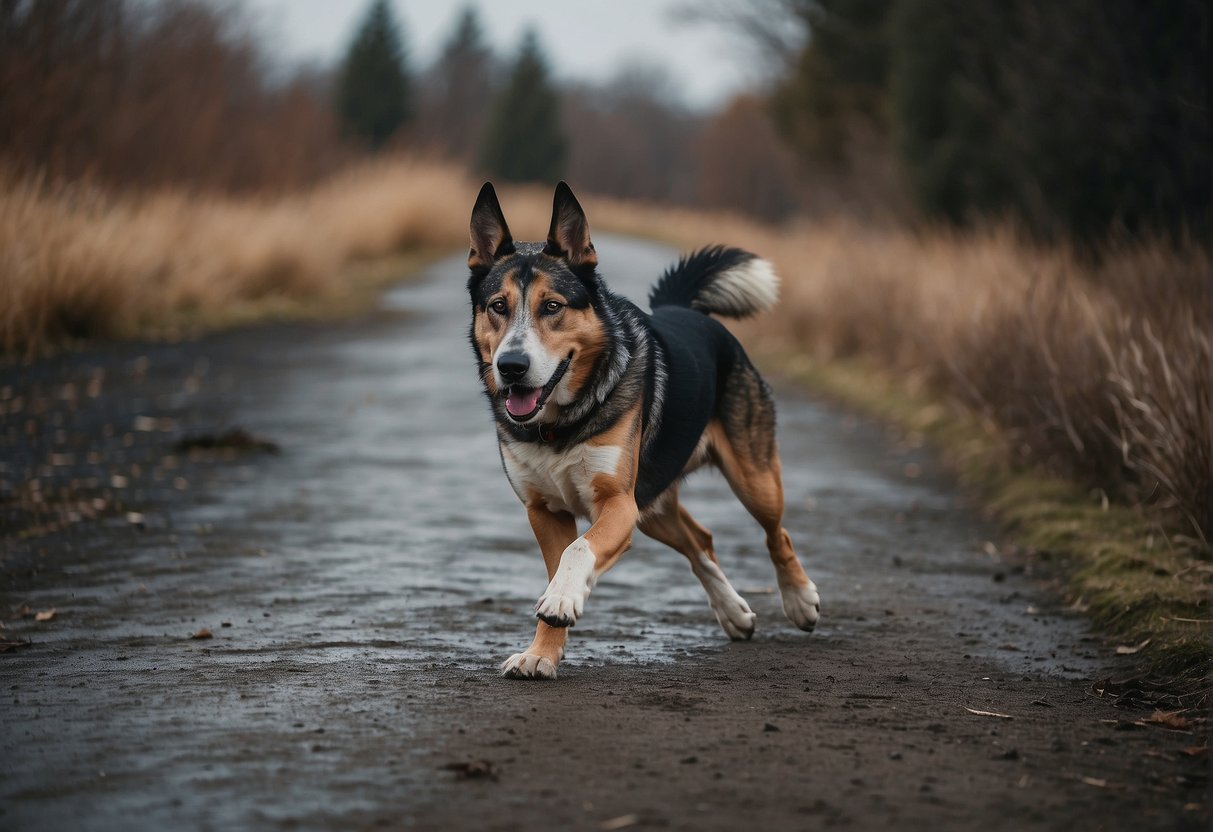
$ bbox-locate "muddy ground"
[1,236,1208,831]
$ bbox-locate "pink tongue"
[506,387,543,417]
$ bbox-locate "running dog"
[467,181,821,679]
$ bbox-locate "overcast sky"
[242,0,769,110]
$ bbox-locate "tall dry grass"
[1,160,1207,540]
[0,160,481,352]
[590,204,1211,543]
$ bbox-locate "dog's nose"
[496,352,530,381]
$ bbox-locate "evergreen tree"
[771,0,895,165]
[889,0,1213,240]
[425,6,492,161]
[335,0,411,149]
[478,29,567,183]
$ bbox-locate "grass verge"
[770,351,1211,692]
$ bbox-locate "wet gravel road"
[1,236,1207,830]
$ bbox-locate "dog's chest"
[501,440,621,517]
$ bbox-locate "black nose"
[496,352,530,381]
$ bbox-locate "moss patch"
[768,351,1211,691]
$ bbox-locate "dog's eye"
[488,299,508,315]
[542,300,564,314]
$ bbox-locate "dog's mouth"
[504,356,571,423]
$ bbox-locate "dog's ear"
[544,181,597,272]
[468,182,514,275]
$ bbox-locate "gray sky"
[243,0,766,110]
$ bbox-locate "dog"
[467,181,821,679]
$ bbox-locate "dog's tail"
[648,246,779,319]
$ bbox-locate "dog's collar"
[515,419,568,444]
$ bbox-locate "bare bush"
[0,0,349,192]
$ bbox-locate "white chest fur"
[501,440,622,517]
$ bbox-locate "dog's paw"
[780,579,821,632]
[534,591,583,628]
[713,597,757,641]
[501,652,558,680]
[535,540,595,627]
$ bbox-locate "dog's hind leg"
[501,503,577,680]
[707,417,821,632]
[639,490,757,640]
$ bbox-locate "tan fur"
[581,403,642,574]
[704,420,811,590]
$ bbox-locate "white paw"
[781,579,821,632]
[501,652,558,680]
[712,597,757,641]
[535,538,596,627]
[535,590,584,627]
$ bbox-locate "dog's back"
[634,247,780,507]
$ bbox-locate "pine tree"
[335,0,411,149]
[424,6,492,161]
[478,29,567,183]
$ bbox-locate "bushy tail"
[648,245,779,319]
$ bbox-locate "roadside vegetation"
[595,203,1211,687]
[0,162,471,353]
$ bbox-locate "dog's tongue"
[506,387,542,417]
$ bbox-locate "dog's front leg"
[535,490,638,629]
[502,502,578,680]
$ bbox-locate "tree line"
[0,0,802,220]
[2,0,1205,238]
[767,0,1210,241]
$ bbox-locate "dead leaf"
[34,608,57,622]
[0,638,32,653]
[1115,639,1150,655]
[442,759,497,780]
[190,628,213,640]
[964,707,1014,720]
[1142,710,1191,731]
[174,428,279,455]
[1080,776,1109,788]
[600,815,639,831]
[1178,746,1208,759]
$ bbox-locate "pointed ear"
[468,182,514,274]
[544,181,597,272]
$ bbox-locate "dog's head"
[467,181,607,426]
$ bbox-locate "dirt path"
[1,236,1207,831]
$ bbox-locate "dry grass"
[586,205,1211,546]
[0,159,480,354]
